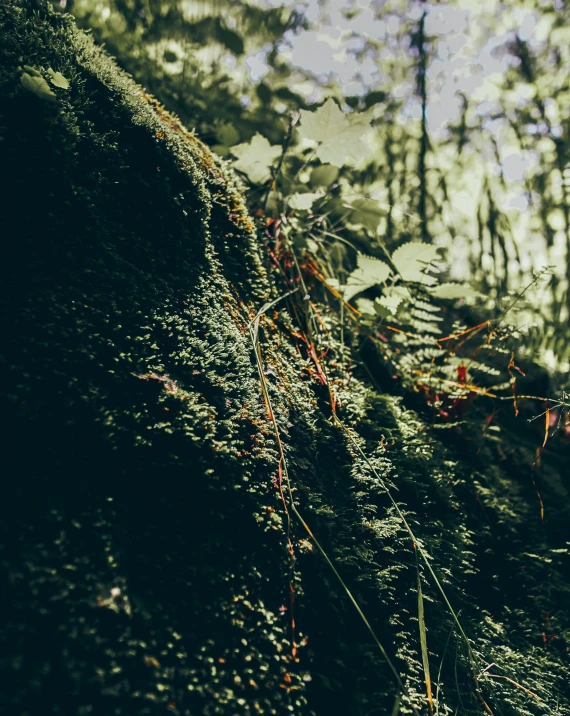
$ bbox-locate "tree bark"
[1,3,569,715]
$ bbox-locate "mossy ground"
[1,3,569,715]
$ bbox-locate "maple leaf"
[230,133,281,184]
[298,98,372,167]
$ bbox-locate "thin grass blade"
[418,569,434,714]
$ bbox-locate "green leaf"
[212,145,230,157]
[376,286,410,315]
[48,68,70,90]
[309,164,339,187]
[345,196,386,233]
[288,191,323,211]
[356,298,376,315]
[215,123,240,147]
[298,98,372,167]
[20,71,57,102]
[343,254,391,302]
[230,133,281,184]
[392,241,441,285]
[428,282,482,301]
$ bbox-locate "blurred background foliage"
[53,0,570,374]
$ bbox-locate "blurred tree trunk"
[1,4,569,715]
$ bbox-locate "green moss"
[1,3,569,715]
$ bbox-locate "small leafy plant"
[225,98,546,431]
[227,98,566,714]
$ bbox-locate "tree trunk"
[1,3,569,715]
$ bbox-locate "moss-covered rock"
[1,3,569,715]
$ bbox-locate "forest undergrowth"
[236,106,570,714]
[2,3,569,714]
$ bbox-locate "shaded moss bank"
[1,3,569,715]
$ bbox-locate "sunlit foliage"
[53,0,570,374]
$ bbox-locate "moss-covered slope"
[0,3,569,715]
